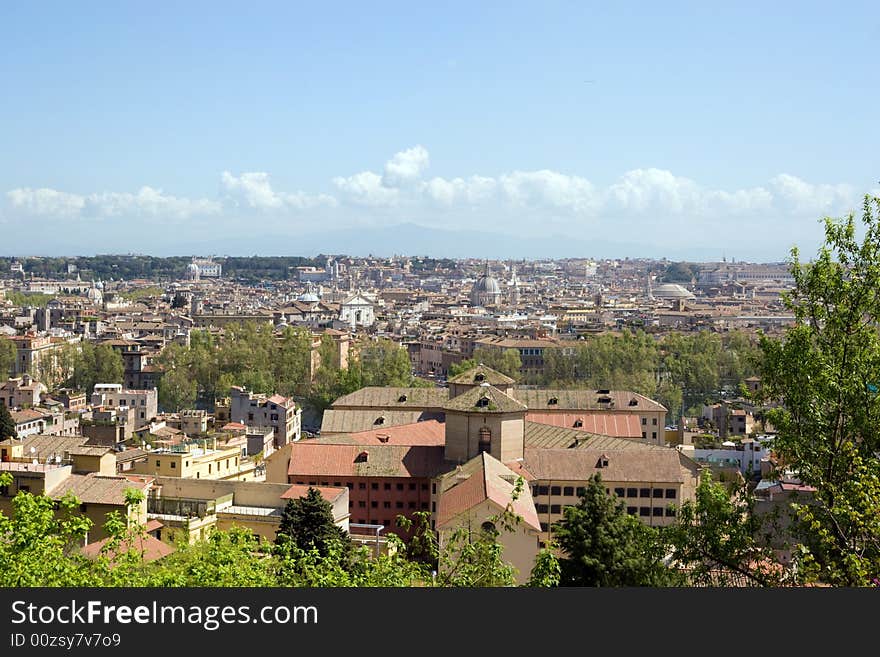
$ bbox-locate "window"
[639,507,650,516]
[639,488,650,497]
[652,431,657,440]
[540,523,549,532]
[642,431,646,439]
[271,414,278,421]
[536,485,549,496]
[396,501,404,509]
[626,506,637,515]
[185,461,189,467]
[421,483,428,491]
[396,483,404,491]
[627,487,637,497]
[550,486,561,496]
[665,489,677,499]
[665,507,676,517]
[652,507,663,517]
[247,413,253,421]
[576,487,586,497]
[349,501,353,508]
[653,489,663,498]
[383,501,391,509]
[536,504,549,513]
[155,460,160,467]
[409,483,417,491]
[358,501,366,508]
[431,502,436,512]
[170,462,176,469]
[346,482,353,489]
[208,464,212,474]
[420,502,428,510]
[641,417,647,425]
[652,417,657,425]
[550,504,561,514]
[384,483,391,491]
[333,481,341,487]
[408,502,416,509]
[371,483,378,490]
[614,487,625,497]
[371,501,378,508]
[563,486,574,496]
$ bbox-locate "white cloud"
[221,171,336,210]
[7,187,86,217]
[3,147,865,252]
[769,174,855,215]
[382,145,430,187]
[7,186,220,219]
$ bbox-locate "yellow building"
[131,441,254,481]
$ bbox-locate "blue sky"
[1,1,878,260]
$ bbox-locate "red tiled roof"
[436,453,541,532]
[221,422,247,431]
[280,484,346,502]
[339,420,446,446]
[287,443,445,479]
[80,532,175,563]
[526,412,642,438]
[436,470,485,526]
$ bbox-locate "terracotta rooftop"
[287,443,445,479]
[521,447,697,483]
[320,409,442,434]
[526,412,643,438]
[436,452,541,531]
[442,384,527,414]
[80,532,175,563]
[280,484,347,502]
[315,419,446,446]
[330,386,448,410]
[512,388,667,413]
[446,363,515,386]
[48,473,152,505]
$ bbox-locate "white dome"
[87,287,103,304]
[652,283,695,299]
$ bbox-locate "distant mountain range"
[4,222,792,262]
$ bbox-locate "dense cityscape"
[2,245,865,587]
[2,3,879,600]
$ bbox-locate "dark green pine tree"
[553,474,679,587]
[0,403,16,441]
[275,487,351,559]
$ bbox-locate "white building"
[339,293,375,329]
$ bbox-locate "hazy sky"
[2,1,878,260]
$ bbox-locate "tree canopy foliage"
[758,195,880,585]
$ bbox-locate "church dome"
[472,275,501,295]
[652,283,695,299]
[86,285,103,305]
[470,264,502,306]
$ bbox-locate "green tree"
[0,337,15,379]
[665,472,783,586]
[471,347,522,380]
[274,487,351,560]
[0,403,15,440]
[0,476,99,587]
[447,358,478,378]
[157,343,197,411]
[553,474,678,586]
[758,194,880,585]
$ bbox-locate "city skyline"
[2,2,879,260]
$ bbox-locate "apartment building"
[91,383,158,424]
[229,386,302,448]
